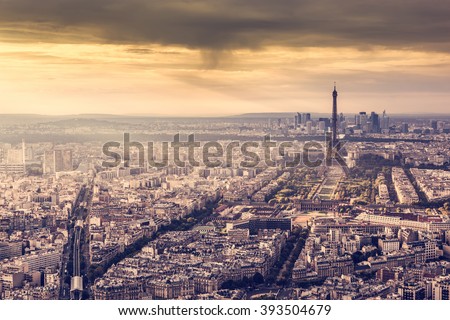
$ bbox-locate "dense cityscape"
[1,88,450,301]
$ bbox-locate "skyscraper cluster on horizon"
[290,85,391,136]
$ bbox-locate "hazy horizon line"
[1,113,450,121]
[1,111,450,118]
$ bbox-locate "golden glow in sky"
[1,0,450,115]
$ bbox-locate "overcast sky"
[1,0,450,116]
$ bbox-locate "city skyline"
[1,90,450,301]
[1,0,450,305]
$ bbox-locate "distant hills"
[0,112,449,126]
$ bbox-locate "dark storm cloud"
[1,0,450,51]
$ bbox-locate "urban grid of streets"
[1,106,450,300]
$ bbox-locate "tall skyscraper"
[332,83,338,145]
[401,123,409,133]
[318,117,330,129]
[370,111,380,133]
[43,149,73,174]
[381,110,390,130]
[359,112,368,131]
[294,112,301,129]
[431,120,438,131]
[301,112,311,124]
[318,120,326,131]
[55,149,73,172]
[306,121,313,135]
[43,150,55,174]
